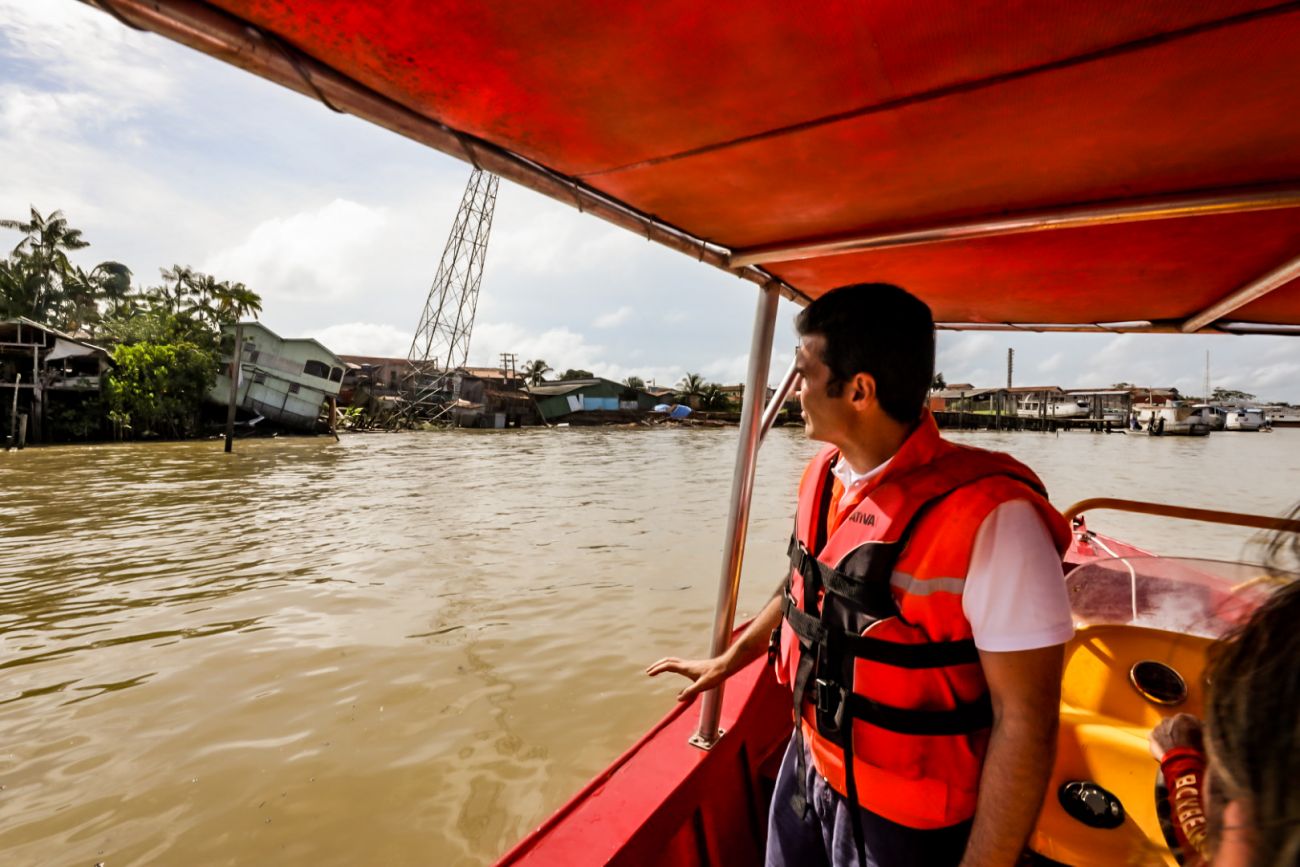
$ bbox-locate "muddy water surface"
[1,426,1295,865]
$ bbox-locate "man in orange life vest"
[648,284,1073,866]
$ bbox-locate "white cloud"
[485,190,640,279]
[936,333,996,368]
[1249,361,1300,390]
[700,353,750,383]
[0,88,105,139]
[201,199,390,302]
[1038,351,1064,373]
[0,0,177,114]
[470,321,606,373]
[310,322,412,357]
[466,320,694,386]
[593,306,633,328]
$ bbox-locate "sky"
[2,1,1297,401]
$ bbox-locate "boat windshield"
[1065,556,1290,640]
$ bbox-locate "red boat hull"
[495,641,792,866]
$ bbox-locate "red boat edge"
[494,624,792,867]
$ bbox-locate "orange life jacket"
[773,412,1070,830]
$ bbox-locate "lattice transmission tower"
[402,169,500,419]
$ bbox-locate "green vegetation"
[699,383,729,411]
[1212,387,1255,402]
[104,341,216,437]
[1,206,262,441]
[0,207,132,334]
[523,358,552,385]
[558,368,594,380]
[672,373,735,411]
[623,375,645,390]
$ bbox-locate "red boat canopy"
[92,0,1300,332]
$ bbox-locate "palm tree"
[156,264,198,317]
[0,207,90,321]
[91,261,133,317]
[678,372,705,397]
[217,280,262,323]
[188,271,222,327]
[700,383,729,411]
[523,359,552,385]
[60,266,103,334]
[0,258,44,321]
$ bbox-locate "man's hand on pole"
[645,656,732,701]
[645,591,785,701]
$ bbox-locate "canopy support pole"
[692,282,781,750]
[1180,251,1300,332]
[760,357,800,443]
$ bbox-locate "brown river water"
[1,425,1296,866]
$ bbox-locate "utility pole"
[1003,343,1013,428]
[224,324,245,453]
[1204,350,1211,403]
[6,373,20,451]
[499,352,517,383]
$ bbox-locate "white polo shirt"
[831,455,1075,653]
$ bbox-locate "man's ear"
[850,372,877,407]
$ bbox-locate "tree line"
[1,207,262,439]
[521,360,735,410]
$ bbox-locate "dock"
[933,410,1129,433]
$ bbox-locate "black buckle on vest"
[814,678,846,731]
[767,624,782,666]
[790,545,813,581]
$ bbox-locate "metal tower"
[402,169,500,418]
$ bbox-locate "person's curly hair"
[1203,505,1300,865]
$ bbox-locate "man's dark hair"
[794,282,935,424]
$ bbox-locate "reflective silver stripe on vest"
[890,572,966,596]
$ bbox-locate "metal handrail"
[1063,497,1300,533]
[693,282,781,749]
[759,357,800,443]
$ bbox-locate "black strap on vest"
[783,458,995,855]
[786,461,837,823]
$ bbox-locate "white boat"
[1016,397,1090,419]
[1223,407,1266,431]
[1134,403,1212,436]
[1189,404,1227,430]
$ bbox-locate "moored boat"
[1015,397,1090,419]
[1189,403,1228,430]
[79,2,1300,865]
[1133,404,1212,437]
[1223,407,1267,431]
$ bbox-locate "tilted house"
[208,322,345,431]
[527,378,658,422]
